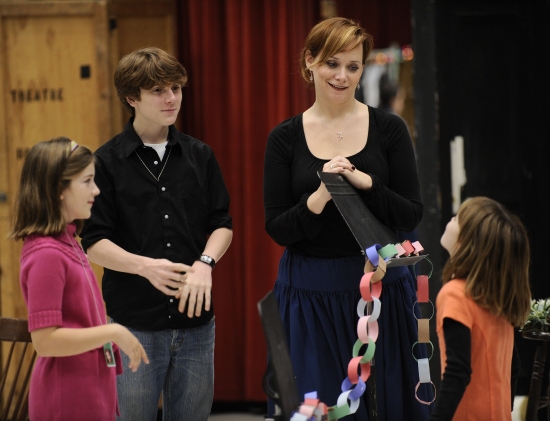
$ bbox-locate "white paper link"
[418,358,431,383]
[356,297,381,321]
[290,413,309,421]
[336,390,360,414]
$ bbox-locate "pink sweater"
[20,224,121,421]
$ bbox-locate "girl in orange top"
[429,197,531,421]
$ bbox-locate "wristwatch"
[199,254,216,269]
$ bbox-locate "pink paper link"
[412,241,424,254]
[401,240,415,256]
[395,243,406,257]
[371,281,382,300]
[304,398,319,407]
[417,275,429,303]
[360,273,375,301]
[415,381,436,405]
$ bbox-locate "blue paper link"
[304,391,318,399]
[366,244,381,267]
[340,376,366,401]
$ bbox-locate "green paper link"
[411,341,434,361]
[413,256,434,279]
[352,338,376,364]
[379,244,398,259]
[328,403,351,420]
[425,257,434,278]
[412,300,435,320]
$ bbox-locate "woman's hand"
[324,156,372,191]
[307,180,332,214]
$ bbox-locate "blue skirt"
[273,249,432,421]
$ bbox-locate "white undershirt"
[143,141,168,160]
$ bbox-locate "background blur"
[1,0,549,416]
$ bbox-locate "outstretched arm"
[31,323,149,372]
[87,239,194,296]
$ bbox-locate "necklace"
[65,231,104,325]
[313,101,357,141]
[135,146,172,182]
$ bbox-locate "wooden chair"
[523,330,550,421]
[0,317,36,421]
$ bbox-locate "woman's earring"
[309,71,313,82]
[357,84,360,90]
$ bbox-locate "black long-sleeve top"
[81,119,232,331]
[263,106,423,257]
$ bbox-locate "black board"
[258,291,301,421]
[317,172,397,249]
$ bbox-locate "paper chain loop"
[413,256,436,405]
[290,240,433,420]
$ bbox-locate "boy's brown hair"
[114,47,188,115]
[442,196,532,326]
[10,137,94,240]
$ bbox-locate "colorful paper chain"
[289,392,328,421]
[412,254,437,405]
[290,240,432,420]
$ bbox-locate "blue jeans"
[114,318,215,421]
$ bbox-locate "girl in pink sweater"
[10,137,148,421]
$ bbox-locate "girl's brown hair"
[299,17,374,87]
[442,197,532,326]
[10,137,94,240]
[114,47,188,115]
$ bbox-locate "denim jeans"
[114,318,215,421]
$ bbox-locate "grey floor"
[205,397,530,420]
[205,396,530,420]
[208,414,264,420]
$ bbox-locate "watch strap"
[199,254,216,269]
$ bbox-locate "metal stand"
[524,331,550,421]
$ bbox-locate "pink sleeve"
[22,247,65,331]
[436,281,474,330]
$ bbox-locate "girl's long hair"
[442,197,531,326]
[10,137,94,240]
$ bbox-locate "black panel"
[433,0,550,404]
[317,172,397,249]
[258,292,301,421]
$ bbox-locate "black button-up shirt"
[81,120,232,331]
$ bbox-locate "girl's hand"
[325,156,372,191]
[113,325,149,372]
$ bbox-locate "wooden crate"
[0,0,177,320]
[0,0,113,318]
[110,0,177,129]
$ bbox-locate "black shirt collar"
[122,117,180,158]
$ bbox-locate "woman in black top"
[263,17,431,420]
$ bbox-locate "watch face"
[200,255,215,267]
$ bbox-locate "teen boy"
[81,47,233,421]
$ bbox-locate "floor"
[206,396,529,420]
[208,414,264,420]
[207,402,267,420]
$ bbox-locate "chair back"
[0,317,36,421]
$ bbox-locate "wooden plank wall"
[0,0,176,409]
